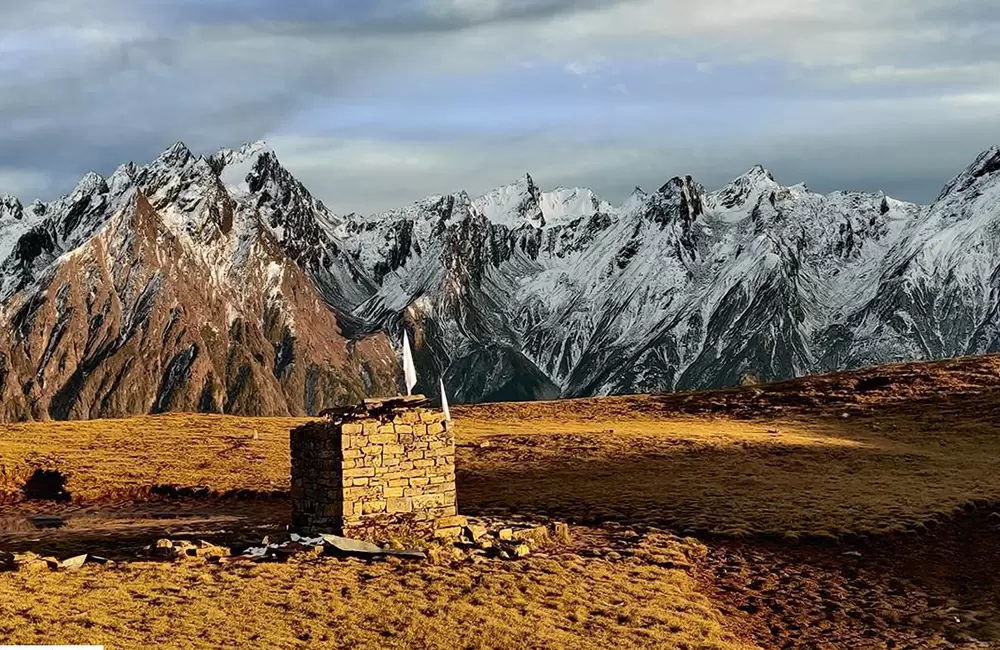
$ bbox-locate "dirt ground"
[2,353,1000,648]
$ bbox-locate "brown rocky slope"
[0,146,396,422]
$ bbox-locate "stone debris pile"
[148,538,231,561]
[318,395,431,423]
[436,517,573,563]
[0,518,572,571]
[0,551,109,573]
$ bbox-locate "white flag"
[439,377,451,422]
[402,329,417,396]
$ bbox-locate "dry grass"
[3,356,1000,536]
[3,354,1000,648]
[0,414,301,502]
[0,534,755,650]
[0,374,1000,537]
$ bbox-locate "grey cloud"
[1,0,999,211]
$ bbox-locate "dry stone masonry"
[290,396,459,539]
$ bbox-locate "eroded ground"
[2,353,1000,648]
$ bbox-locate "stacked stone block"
[290,406,456,537]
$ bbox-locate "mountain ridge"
[0,140,997,419]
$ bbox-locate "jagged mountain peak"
[473,172,544,229]
[706,165,781,212]
[1,194,23,222]
[742,164,777,184]
[153,141,195,169]
[937,145,1000,201]
[539,186,614,227]
[71,171,109,198]
[209,140,272,176]
[620,186,648,216]
[656,174,700,195]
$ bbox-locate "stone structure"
[290,398,457,539]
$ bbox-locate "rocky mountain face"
[0,142,396,421]
[1,141,998,419]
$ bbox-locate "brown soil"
[700,511,1000,649]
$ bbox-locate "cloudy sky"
[2,0,999,214]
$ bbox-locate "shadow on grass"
[21,469,71,502]
[456,430,999,542]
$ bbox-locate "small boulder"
[511,526,549,546]
[498,528,514,541]
[434,526,463,541]
[551,522,571,544]
[60,554,88,571]
[512,543,531,558]
[153,538,175,557]
[464,524,488,543]
[175,541,198,558]
[436,515,469,530]
[193,541,230,560]
[15,553,53,572]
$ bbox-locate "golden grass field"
[0,533,756,650]
[2,353,1000,648]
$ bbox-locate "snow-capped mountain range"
[1,140,998,419]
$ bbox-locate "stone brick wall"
[290,406,457,538]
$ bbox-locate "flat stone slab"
[30,515,65,529]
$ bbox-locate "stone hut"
[289,396,460,540]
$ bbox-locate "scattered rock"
[842,551,862,557]
[59,554,87,570]
[464,524,489,543]
[434,526,463,540]
[193,542,230,560]
[512,525,550,545]
[175,541,198,558]
[436,515,468,530]
[478,440,492,449]
[511,543,531,558]
[321,534,386,556]
[152,538,177,558]
[551,522,572,544]
[14,552,57,572]
[498,528,514,541]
